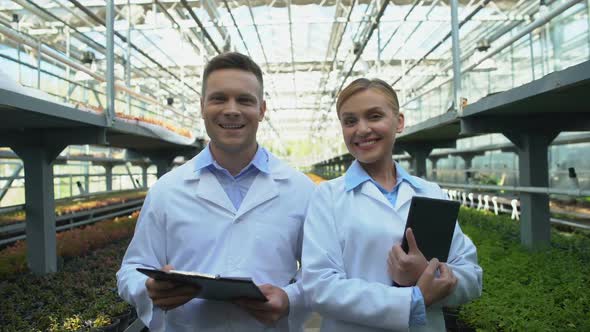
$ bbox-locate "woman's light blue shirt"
[344,161,426,326]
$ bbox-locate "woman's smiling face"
[338,88,404,165]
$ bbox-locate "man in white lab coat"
[117,52,315,331]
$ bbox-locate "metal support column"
[529,33,536,80]
[105,0,115,126]
[587,0,590,54]
[37,41,42,89]
[11,145,65,274]
[104,163,113,191]
[142,165,148,188]
[429,156,442,181]
[450,0,462,113]
[154,159,173,179]
[66,27,71,102]
[84,172,90,194]
[504,131,559,250]
[405,146,434,178]
[458,152,484,183]
[126,0,132,115]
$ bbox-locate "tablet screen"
[401,196,460,262]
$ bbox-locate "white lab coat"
[117,151,315,332]
[302,173,482,332]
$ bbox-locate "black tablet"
[401,196,460,262]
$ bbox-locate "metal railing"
[0,198,144,247]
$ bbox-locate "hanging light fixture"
[473,40,497,72]
[82,51,95,65]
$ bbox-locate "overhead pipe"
[311,0,358,134]
[384,0,435,58]
[324,0,390,114]
[0,24,184,117]
[450,0,462,113]
[154,0,203,56]
[22,0,181,98]
[243,0,284,112]
[180,0,221,54]
[222,0,252,56]
[16,0,105,54]
[66,0,200,96]
[287,0,298,109]
[246,0,272,69]
[391,0,493,86]
[106,0,115,126]
[403,0,583,106]
[312,0,358,119]
[402,1,534,101]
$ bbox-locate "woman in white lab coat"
[302,78,482,332]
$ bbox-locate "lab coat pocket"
[253,216,301,273]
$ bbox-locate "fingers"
[406,228,420,253]
[153,293,196,311]
[422,258,439,282]
[235,284,289,325]
[438,262,450,277]
[438,263,458,289]
[390,244,406,262]
[438,263,455,278]
[146,275,200,311]
[257,284,275,295]
[417,260,458,308]
[235,298,272,311]
[234,299,278,327]
[146,278,177,292]
[145,265,177,292]
[416,258,439,307]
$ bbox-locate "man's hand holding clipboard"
[143,265,202,311]
[139,265,290,325]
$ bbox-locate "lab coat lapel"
[359,181,393,210]
[195,169,236,213]
[235,172,279,219]
[395,181,417,211]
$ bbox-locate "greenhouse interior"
[1,0,589,331]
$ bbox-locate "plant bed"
[457,207,590,331]
[0,237,134,331]
[0,212,138,279]
[0,190,146,227]
[443,307,475,332]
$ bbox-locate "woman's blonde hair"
[336,78,400,117]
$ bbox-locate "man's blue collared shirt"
[194,144,270,210]
[344,160,427,326]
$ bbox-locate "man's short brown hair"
[202,52,264,98]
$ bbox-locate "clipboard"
[137,268,268,302]
[401,196,460,262]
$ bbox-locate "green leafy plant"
[1,238,134,331]
[457,208,590,331]
[91,314,112,328]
